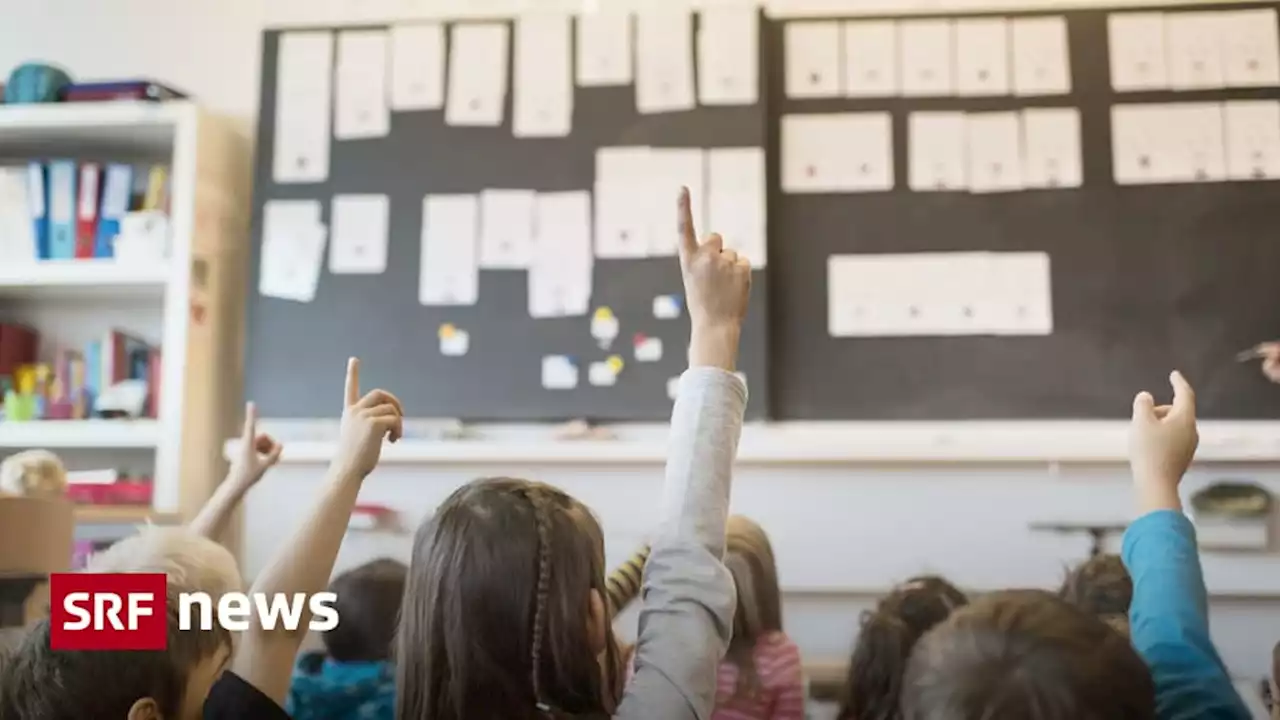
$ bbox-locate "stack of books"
[0,323,161,422]
[0,161,169,262]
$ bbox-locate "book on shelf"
[0,160,168,263]
[0,326,161,422]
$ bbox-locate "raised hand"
[228,401,283,489]
[333,358,404,480]
[1129,371,1199,513]
[677,187,751,371]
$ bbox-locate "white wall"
[0,0,263,138]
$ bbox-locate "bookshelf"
[0,101,249,526]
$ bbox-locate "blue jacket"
[286,652,395,720]
[1122,510,1251,720]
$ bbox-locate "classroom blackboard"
[245,21,770,421]
[247,4,1280,422]
[765,3,1280,420]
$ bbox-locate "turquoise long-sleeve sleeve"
[1122,510,1250,720]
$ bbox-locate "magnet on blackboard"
[439,323,470,357]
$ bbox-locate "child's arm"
[605,545,650,617]
[614,188,751,720]
[188,402,282,542]
[1123,372,1251,720]
[227,359,402,706]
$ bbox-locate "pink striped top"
[712,631,805,720]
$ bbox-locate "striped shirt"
[712,631,806,720]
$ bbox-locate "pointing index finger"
[678,187,698,257]
[1170,370,1195,416]
[345,358,360,408]
[242,402,257,441]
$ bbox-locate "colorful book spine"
[75,163,101,258]
[46,160,77,259]
[143,166,168,212]
[94,164,132,258]
[26,162,48,259]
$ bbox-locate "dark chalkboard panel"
[246,20,770,420]
[765,3,1280,419]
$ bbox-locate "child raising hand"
[1124,371,1251,720]
[395,187,752,720]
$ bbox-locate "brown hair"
[902,590,1155,720]
[0,584,230,720]
[720,516,784,704]
[324,557,408,662]
[394,477,622,720]
[838,576,967,720]
[1059,554,1132,627]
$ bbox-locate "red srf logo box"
[49,573,167,650]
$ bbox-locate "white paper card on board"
[530,191,592,318]
[1221,9,1280,88]
[514,13,573,138]
[785,21,842,98]
[646,148,705,256]
[446,24,509,127]
[654,295,682,319]
[635,11,696,114]
[698,7,759,106]
[908,112,967,192]
[955,18,1010,96]
[274,32,332,183]
[334,31,391,140]
[542,355,579,390]
[843,20,897,98]
[261,200,326,303]
[634,335,663,362]
[1108,13,1168,91]
[1111,104,1178,185]
[594,147,651,259]
[390,24,445,111]
[967,112,1024,194]
[576,12,632,87]
[588,361,617,387]
[782,113,893,193]
[1022,108,1082,189]
[1224,100,1280,181]
[987,253,1054,335]
[1011,17,1072,96]
[329,195,389,273]
[419,194,479,306]
[708,147,767,267]
[899,20,954,97]
[479,189,536,269]
[1166,12,1225,91]
[1165,102,1227,183]
[439,325,469,356]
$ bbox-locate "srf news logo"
[50,573,168,650]
[49,573,339,651]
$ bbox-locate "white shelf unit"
[0,101,248,523]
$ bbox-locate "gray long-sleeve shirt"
[613,367,747,720]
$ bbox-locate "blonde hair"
[87,526,243,598]
[722,515,783,702]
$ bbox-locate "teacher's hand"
[1260,343,1280,383]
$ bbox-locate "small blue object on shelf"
[3,64,72,104]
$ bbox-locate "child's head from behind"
[324,557,407,663]
[839,575,967,720]
[1059,554,1132,633]
[902,589,1154,720]
[0,584,230,720]
[396,477,620,720]
[721,516,783,701]
[88,526,243,599]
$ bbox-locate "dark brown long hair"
[394,477,623,720]
[720,516,784,704]
[901,590,1155,720]
[838,576,967,720]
